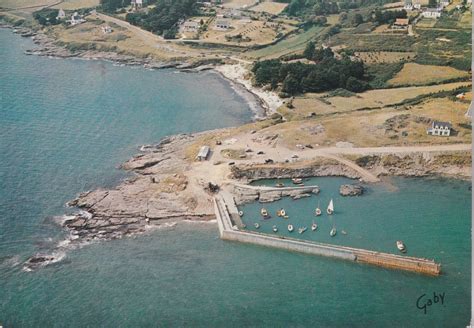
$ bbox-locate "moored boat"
[396,241,407,253]
[292,178,303,185]
[277,208,286,217]
[298,226,307,234]
[272,225,278,232]
[238,210,244,217]
[311,222,318,231]
[327,199,334,215]
[330,227,337,237]
[261,208,269,218]
[341,230,347,235]
[288,224,294,232]
[254,223,260,229]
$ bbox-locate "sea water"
[0,29,471,327]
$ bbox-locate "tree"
[346,77,369,92]
[303,41,316,60]
[428,0,438,7]
[352,13,363,26]
[282,74,300,94]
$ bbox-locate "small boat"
[288,224,294,232]
[341,230,347,235]
[254,223,260,229]
[396,241,407,253]
[315,201,322,216]
[275,183,285,188]
[330,227,337,237]
[277,208,286,217]
[298,227,307,234]
[311,222,318,231]
[292,178,303,184]
[260,208,269,217]
[327,199,334,215]
[283,215,289,219]
[272,225,278,233]
[238,210,244,217]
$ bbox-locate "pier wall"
[213,196,441,276]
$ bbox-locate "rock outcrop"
[339,184,364,196]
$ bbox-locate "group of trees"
[372,8,407,24]
[100,0,131,12]
[33,9,61,26]
[125,0,199,38]
[252,46,369,95]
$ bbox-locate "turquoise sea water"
[0,28,471,327]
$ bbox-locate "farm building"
[56,9,66,20]
[215,19,231,30]
[427,121,452,136]
[196,146,211,161]
[421,8,442,18]
[68,12,86,26]
[392,18,409,29]
[131,0,143,9]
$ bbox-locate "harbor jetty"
[214,194,441,276]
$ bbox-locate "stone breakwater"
[231,184,321,205]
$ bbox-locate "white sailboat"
[311,221,318,231]
[330,227,337,237]
[254,223,260,229]
[272,225,278,233]
[288,224,294,232]
[261,208,269,218]
[327,199,334,215]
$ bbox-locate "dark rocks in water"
[339,184,364,196]
[23,254,57,271]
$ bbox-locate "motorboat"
[288,224,294,232]
[327,199,334,215]
[341,230,347,235]
[260,208,269,218]
[330,227,337,237]
[238,210,244,217]
[311,222,318,231]
[272,225,278,233]
[254,223,260,229]
[277,208,286,217]
[292,178,303,185]
[298,227,307,234]
[315,200,322,216]
[275,182,284,188]
[396,241,407,253]
[283,215,289,219]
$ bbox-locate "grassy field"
[274,95,471,149]
[250,1,287,15]
[388,63,470,86]
[244,25,325,59]
[415,19,437,28]
[278,82,471,121]
[52,0,99,9]
[458,10,472,29]
[0,0,58,9]
[222,0,257,9]
[200,19,296,46]
[354,51,415,64]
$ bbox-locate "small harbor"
[215,177,443,276]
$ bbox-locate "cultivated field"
[415,19,437,28]
[0,0,58,9]
[354,51,415,64]
[250,1,287,15]
[388,63,469,86]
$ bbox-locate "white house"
[131,0,143,9]
[413,1,421,9]
[196,146,211,161]
[427,121,452,136]
[421,8,442,18]
[181,20,200,32]
[68,12,86,26]
[101,25,112,34]
[440,0,451,7]
[56,8,66,20]
[404,0,413,10]
[215,19,231,30]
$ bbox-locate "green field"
[244,25,325,59]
